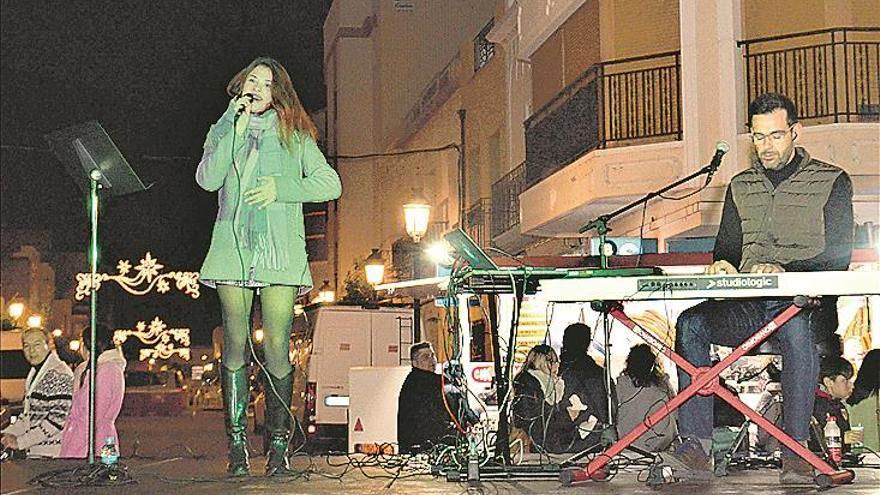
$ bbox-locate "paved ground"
[1,411,878,494]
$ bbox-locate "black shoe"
[663,438,713,482]
[779,456,814,485]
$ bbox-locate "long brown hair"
[226,56,318,146]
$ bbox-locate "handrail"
[527,51,680,129]
[737,26,879,47]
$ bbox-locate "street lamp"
[8,302,25,321]
[403,188,431,243]
[403,193,431,341]
[318,280,335,303]
[365,249,385,286]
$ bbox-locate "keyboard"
[454,266,662,294]
[537,270,880,301]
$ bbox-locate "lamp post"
[7,302,25,329]
[402,189,430,341]
[403,188,431,243]
[364,249,385,309]
[364,249,386,286]
[8,302,25,320]
[26,314,43,329]
[318,280,335,304]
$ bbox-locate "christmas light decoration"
[75,252,200,300]
[115,316,191,362]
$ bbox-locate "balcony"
[490,162,538,253]
[739,27,879,125]
[464,198,492,248]
[524,51,682,188]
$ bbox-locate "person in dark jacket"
[558,323,614,451]
[397,342,468,453]
[511,345,570,453]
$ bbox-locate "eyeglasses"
[751,125,794,144]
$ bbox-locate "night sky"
[1,1,332,343]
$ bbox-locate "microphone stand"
[578,156,723,446]
[580,157,723,268]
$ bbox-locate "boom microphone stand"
[579,141,729,451]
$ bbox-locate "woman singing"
[196,56,342,476]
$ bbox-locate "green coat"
[847,393,879,453]
[196,104,341,291]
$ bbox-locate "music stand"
[45,121,150,464]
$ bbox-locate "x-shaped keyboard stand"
[560,299,855,489]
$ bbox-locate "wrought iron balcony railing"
[739,27,879,125]
[465,197,492,248]
[524,51,682,188]
[490,162,525,238]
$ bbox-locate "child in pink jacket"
[60,323,126,458]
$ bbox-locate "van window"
[1,350,30,379]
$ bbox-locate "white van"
[290,305,414,448]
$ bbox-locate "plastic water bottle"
[824,414,842,464]
[466,438,480,487]
[100,436,120,481]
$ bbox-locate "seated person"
[558,323,613,448]
[1,327,74,458]
[616,344,677,452]
[60,323,127,458]
[397,342,469,453]
[846,349,879,452]
[809,355,862,455]
[511,345,569,453]
[713,366,745,429]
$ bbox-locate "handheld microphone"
[707,141,730,181]
[235,93,255,118]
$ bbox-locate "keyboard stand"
[559,299,855,489]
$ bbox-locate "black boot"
[221,366,250,477]
[263,370,294,476]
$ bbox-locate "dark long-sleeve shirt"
[397,368,467,453]
[713,163,854,272]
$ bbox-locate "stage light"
[426,241,453,266]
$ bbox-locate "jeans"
[675,299,820,449]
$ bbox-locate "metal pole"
[412,257,421,341]
[457,109,467,228]
[87,172,100,464]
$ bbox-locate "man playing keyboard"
[669,92,854,485]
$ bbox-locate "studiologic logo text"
[705,276,777,290]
